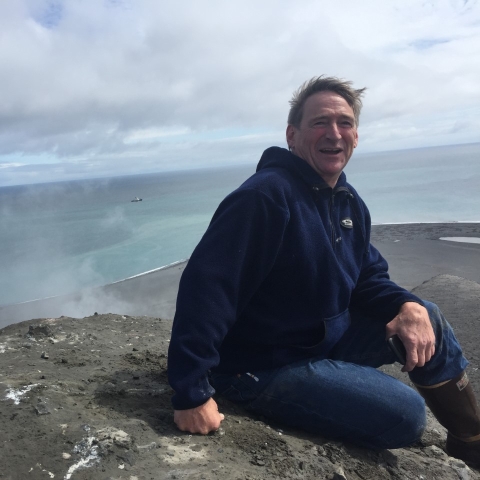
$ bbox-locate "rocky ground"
[1,274,479,480]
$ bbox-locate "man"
[168,76,480,466]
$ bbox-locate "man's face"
[286,91,359,188]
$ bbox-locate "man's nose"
[325,123,342,140]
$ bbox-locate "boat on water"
[131,197,143,202]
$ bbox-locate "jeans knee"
[400,396,426,446]
[422,300,444,329]
[367,391,426,450]
[389,394,426,449]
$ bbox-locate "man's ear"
[286,124,296,150]
[353,129,359,148]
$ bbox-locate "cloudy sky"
[0,0,479,187]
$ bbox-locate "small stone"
[137,442,157,451]
[62,452,71,459]
[216,428,225,436]
[97,427,133,450]
[28,324,54,339]
[423,445,446,458]
[329,466,348,480]
[35,402,50,415]
[317,446,326,456]
[382,449,399,466]
[41,352,49,359]
[118,450,136,466]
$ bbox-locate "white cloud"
[0,0,479,186]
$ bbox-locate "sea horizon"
[1,142,479,306]
[2,140,479,190]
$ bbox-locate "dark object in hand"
[388,334,406,365]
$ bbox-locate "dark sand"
[0,222,479,479]
[2,222,480,328]
[371,222,480,290]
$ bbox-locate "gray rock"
[97,427,135,450]
[27,324,55,339]
[329,465,348,480]
[117,449,136,466]
[35,399,50,415]
[137,442,157,451]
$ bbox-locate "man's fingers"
[416,350,426,368]
[173,399,224,435]
[387,302,435,372]
[385,323,395,340]
[402,343,418,372]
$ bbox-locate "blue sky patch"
[33,1,64,29]
[410,38,451,50]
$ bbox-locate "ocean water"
[1,142,479,306]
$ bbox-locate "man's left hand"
[385,302,435,372]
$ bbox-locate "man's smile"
[319,147,343,154]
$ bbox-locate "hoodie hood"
[256,146,347,191]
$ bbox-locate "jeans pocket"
[210,373,256,405]
[210,369,279,406]
[218,384,253,404]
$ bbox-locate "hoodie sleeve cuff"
[171,375,215,411]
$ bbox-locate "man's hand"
[174,397,225,435]
[385,302,435,373]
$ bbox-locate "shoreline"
[1,221,480,328]
[4,221,480,309]
[4,258,190,309]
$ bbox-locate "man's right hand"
[174,397,224,434]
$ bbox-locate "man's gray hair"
[288,76,366,127]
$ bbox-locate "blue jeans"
[210,301,468,449]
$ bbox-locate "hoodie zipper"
[329,191,336,248]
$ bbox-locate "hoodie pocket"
[290,309,351,357]
[321,309,351,354]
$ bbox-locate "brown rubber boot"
[416,371,480,468]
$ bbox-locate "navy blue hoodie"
[168,147,423,410]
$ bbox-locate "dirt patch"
[1,285,479,480]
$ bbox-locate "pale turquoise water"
[346,143,480,224]
[1,142,479,305]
